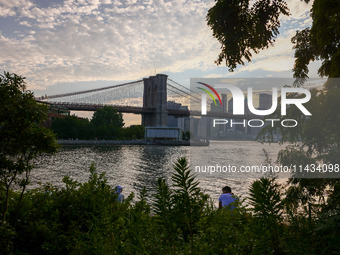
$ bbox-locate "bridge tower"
[142,74,168,127]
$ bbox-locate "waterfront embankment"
[57,139,191,146]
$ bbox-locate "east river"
[32,141,284,204]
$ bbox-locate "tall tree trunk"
[14,168,30,224]
[1,174,16,226]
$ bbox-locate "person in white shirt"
[219,186,237,209]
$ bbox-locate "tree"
[91,106,124,139]
[122,125,145,139]
[207,0,340,181]
[91,106,124,128]
[206,0,340,80]
[0,72,58,225]
[292,0,340,80]
[207,0,290,71]
[51,115,93,139]
[207,1,340,252]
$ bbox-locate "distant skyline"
[1,0,321,97]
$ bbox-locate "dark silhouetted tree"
[0,72,58,226]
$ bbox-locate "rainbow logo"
[197,82,222,106]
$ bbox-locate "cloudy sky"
[0,0,318,96]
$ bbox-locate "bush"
[0,158,338,254]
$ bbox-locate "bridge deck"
[38,101,256,119]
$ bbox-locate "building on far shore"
[167,101,190,132]
[258,93,273,110]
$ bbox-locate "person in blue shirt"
[115,185,124,203]
[219,186,237,209]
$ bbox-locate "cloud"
[0,0,314,90]
[0,0,34,17]
[203,73,224,78]
[1,0,220,89]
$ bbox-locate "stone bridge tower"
[142,74,168,127]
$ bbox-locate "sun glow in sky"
[0,0,320,97]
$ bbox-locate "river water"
[31,141,284,205]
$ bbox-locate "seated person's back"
[219,186,237,209]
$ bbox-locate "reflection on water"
[32,141,283,204]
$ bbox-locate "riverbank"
[57,140,209,146]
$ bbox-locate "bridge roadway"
[40,101,256,119]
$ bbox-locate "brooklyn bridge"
[37,74,251,127]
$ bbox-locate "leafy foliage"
[122,125,145,140]
[207,0,340,80]
[51,115,93,139]
[249,178,283,219]
[257,83,340,255]
[249,178,283,254]
[206,0,289,71]
[292,0,340,79]
[0,72,58,231]
[171,158,209,250]
[51,110,144,140]
[91,105,124,128]
[1,157,340,254]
